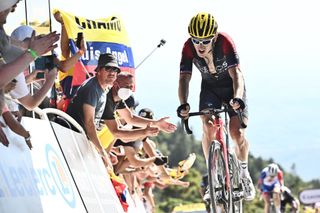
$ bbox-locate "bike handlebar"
[182,107,247,135]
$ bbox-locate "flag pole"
[48,0,52,33]
[24,0,37,118]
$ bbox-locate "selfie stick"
[135,39,166,70]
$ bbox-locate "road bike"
[182,105,246,213]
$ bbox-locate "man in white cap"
[0,0,19,14]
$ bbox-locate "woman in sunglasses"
[177,12,255,202]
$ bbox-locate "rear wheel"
[208,141,231,212]
[228,152,243,213]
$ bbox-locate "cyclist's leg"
[229,115,249,163]
[199,86,222,163]
[200,114,218,161]
[229,115,255,200]
[262,192,271,213]
[227,89,249,164]
[228,91,255,200]
[273,183,282,213]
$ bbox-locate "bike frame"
[213,111,231,192]
[183,105,246,213]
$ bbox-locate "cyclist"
[177,12,255,201]
[258,163,284,213]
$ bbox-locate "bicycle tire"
[208,140,231,213]
[269,199,277,213]
[228,152,243,213]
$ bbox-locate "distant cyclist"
[177,12,255,201]
[258,163,284,213]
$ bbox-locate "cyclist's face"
[192,37,215,57]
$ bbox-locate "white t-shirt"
[9,72,29,99]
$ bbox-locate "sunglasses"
[191,37,214,46]
[104,66,120,73]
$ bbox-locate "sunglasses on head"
[191,37,214,46]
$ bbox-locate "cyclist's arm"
[278,170,284,186]
[228,66,244,99]
[178,72,191,104]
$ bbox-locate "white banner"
[0,117,86,213]
[299,188,320,205]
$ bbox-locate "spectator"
[1,105,32,149]
[6,25,86,111]
[1,80,32,149]
[101,74,176,147]
[0,0,59,88]
[6,25,57,111]
[53,11,87,105]
[66,53,120,163]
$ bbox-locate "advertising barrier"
[0,117,86,213]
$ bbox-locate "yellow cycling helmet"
[188,12,218,39]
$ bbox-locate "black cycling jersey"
[180,32,248,117]
[180,32,239,88]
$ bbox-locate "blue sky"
[7,0,320,181]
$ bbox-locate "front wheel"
[208,140,231,213]
[269,199,277,213]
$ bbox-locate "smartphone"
[36,72,45,79]
[34,55,55,70]
[76,32,83,49]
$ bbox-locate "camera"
[34,55,55,71]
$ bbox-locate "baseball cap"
[138,108,154,119]
[94,53,120,73]
[11,25,34,41]
[0,0,19,12]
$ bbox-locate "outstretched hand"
[155,117,177,133]
[144,123,160,137]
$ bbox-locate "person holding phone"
[4,25,58,111]
[0,0,60,89]
[6,24,86,111]
[54,11,87,105]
